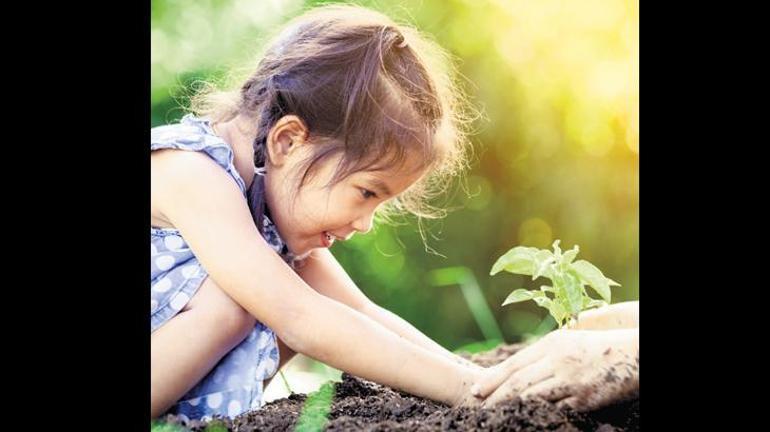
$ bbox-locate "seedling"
[490,240,620,327]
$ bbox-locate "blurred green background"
[152,0,638,351]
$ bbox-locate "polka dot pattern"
[151,115,284,421]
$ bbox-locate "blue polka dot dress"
[151,114,297,421]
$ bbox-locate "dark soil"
[160,344,639,431]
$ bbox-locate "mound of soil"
[160,344,639,431]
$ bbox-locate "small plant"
[295,381,337,432]
[490,240,620,328]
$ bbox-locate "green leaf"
[562,270,584,314]
[547,299,569,327]
[570,260,614,302]
[150,422,189,432]
[561,245,580,266]
[502,289,541,306]
[295,381,336,432]
[532,250,556,280]
[540,285,555,293]
[204,421,229,432]
[490,246,539,276]
[584,298,609,309]
[532,294,552,309]
[552,239,562,258]
[453,338,503,354]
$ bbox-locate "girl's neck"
[212,115,258,190]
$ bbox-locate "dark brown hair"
[191,3,474,239]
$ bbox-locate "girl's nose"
[351,210,375,234]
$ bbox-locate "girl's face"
[265,148,426,258]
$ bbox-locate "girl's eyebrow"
[367,178,392,197]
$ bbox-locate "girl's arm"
[152,150,482,406]
[362,303,484,370]
[295,248,483,371]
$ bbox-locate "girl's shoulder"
[151,114,227,154]
[151,114,248,195]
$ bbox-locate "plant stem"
[279,370,293,394]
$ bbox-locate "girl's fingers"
[555,396,581,411]
[469,370,506,400]
[482,359,554,407]
[471,343,545,399]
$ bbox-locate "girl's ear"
[265,115,309,167]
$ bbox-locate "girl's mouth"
[321,231,335,248]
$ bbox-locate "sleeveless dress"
[151,114,297,421]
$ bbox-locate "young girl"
[151,4,639,421]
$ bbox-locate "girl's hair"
[191,3,475,243]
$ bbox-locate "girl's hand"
[568,301,639,330]
[470,328,638,412]
[452,366,496,408]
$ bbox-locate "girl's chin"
[294,249,315,260]
[284,235,323,260]
[287,240,316,260]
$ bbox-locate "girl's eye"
[360,188,377,199]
